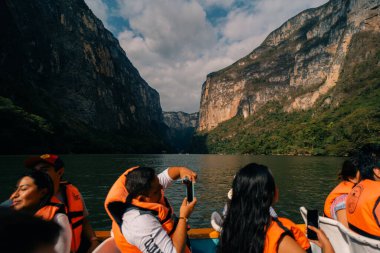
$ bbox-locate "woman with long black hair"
[218,163,334,253]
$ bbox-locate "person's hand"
[179,197,197,219]
[179,167,197,182]
[308,226,334,253]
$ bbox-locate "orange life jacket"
[104,167,191,253]
[60,181,85,253]
[324,181,355,218]
[34,196,66,221]
[264,217,310,253]
[346,179,380,240]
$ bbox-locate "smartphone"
[183,178,194,202]
[307,209,319,240]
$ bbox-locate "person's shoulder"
[0,199,12,207]
[60,181,82,195]
[60,181,80,189]
[277,217,296,225]
[53,213,70,227]
[123,210,160,230]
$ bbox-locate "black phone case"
[186,181,193,202]
[307,209,319,240]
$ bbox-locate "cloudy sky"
[84,0,328,113]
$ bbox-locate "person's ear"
[273,187,279,204]
[57,167,64,178]
[39,188,48,199]
[373,167,380,181]
[136,195,148,202]
[350,170,361,183]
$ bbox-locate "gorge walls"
[198,0,380,132]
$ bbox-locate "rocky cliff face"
[199,0,380,132]
[163,112,199,153]
[0,0,167,153]
[163,112,199,129]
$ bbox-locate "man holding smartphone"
[105,166,197,253]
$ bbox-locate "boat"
[94,225,308,253]
[94,218,380,253]
[92,207,380,253]
[94,228,220,253]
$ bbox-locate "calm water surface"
[0,154,343,230]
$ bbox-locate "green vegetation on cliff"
[192,32,380,156]
[0,96,168,154]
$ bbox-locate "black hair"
[218,163,276,253]
[17,170,54,208]
[352,144,380,180]
[0,207,61,253]
[338,159,359,181]
[125,167,156,201]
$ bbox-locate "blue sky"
[84,0,328,113]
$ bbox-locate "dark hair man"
[105,166,197,253]
[24,154,99,253]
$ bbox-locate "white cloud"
[199,0,234,8]
[117,0,216,60]
[86,0,329,113]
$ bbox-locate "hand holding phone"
[307,209,319,240]
[182,177,194,203]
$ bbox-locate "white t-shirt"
[53,213,72,253]
[121,169,177,253]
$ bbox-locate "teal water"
[0,154,343,230]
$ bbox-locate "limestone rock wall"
[198,0,380,132]
[0,0,166,152]
[163,111,199,153]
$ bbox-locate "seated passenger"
[24,154,99,252]
[323,159,360,226]
[218,163,335,253]
[346,145,380,240]
[9,170,71,253]
[105,166,197,253]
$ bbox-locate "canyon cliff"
[163,112,198,153]
[199,0,379,131]
[196,0,380,155]
[0,0,168,153]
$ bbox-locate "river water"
[0,154,343,230]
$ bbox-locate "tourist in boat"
[105,166,197,253]
[24,154,99,253]
[211,187,279,232]
[346,144,380,240]
[218,163,335,253]
[0,207,62,253]
[9,170,71,253]
[323,158,360,226]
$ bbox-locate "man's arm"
[77,192,99,253]
[171,197,197,253]
[167,167,197,182]
[53,213,72,253]
[82,217,99,253]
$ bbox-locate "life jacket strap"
[68,211,84,219]
[273,217,294,239]
[71,218,84,230]
[348,223,380,240]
